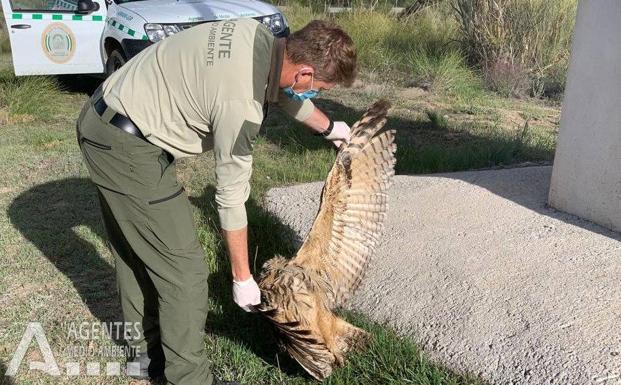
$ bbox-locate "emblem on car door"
[41,23,76,64]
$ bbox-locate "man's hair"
[285,20,357,87]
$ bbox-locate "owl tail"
[282,316,371,381]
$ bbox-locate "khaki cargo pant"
[76,97,213,385]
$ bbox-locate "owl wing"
[292,100,396,308]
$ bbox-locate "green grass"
[0,69,64,122]
[408,50,483,97]
[426,110,450,130]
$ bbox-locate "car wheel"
[105,49,126,77]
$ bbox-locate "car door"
[1,0,106,75]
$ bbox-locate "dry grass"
[452,0,577,97]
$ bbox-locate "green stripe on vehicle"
[9,13,103,21]
[106,17,146,40]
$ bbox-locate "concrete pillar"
[548,0,621,232]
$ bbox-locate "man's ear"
[297,66,315,82]
[299,66,315,76]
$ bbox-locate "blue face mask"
[283,72,319,101]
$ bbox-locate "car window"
[9,0,78,11]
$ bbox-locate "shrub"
[426,109,449,129]
[452,0,577,97]
[408,49,482,96]
[334,4,461,76]
[0,69,62,121]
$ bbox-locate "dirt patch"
[0,281,45,307]
[0,109,35,125]
[396,86,429,100]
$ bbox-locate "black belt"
[93,95,146,140]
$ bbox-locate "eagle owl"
[255,100,397,380]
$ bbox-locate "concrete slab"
[264,166,621,385]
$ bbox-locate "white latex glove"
[232,275,261,312]
[325,121,351,148]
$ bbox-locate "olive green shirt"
[101,19,315,230]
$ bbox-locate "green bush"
[426,109,449,129]
[408,49,482,96]
[452,0,577,97]
[335,5,457,74]
[0,69,62,120]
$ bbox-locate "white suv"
[1,0,288,76]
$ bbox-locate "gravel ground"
[264,166,621,385]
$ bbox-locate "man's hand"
[325,121,351,148]
[302,107,351,148]
[232,275,261,312]
[221,226,260,312]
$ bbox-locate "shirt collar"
[266,37,285,103]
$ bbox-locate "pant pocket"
[80,137,112,150]
[148,188,184,205]
[144,188,202,253]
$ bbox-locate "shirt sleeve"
[275,88,315,122]
[211,99,264,230]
